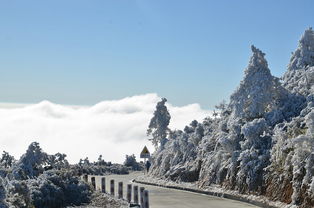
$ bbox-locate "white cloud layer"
[0,94,211,163]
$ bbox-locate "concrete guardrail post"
[91,177,96,190]
[140,187,145,207]
[118,182,123,199]
[127,184,132,203]
[143,190,149,208]
[83,174,88,183]
[101,177,106,193]
[133,185,139,204]
[110,179,115,196]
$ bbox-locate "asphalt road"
[92,172,259,208]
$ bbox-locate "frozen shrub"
[12,142,48,180]
[1,142,94,208]
[28,170,91,208]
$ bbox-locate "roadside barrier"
[83,174,149,208]
[101,177,106,193]
[118,182,123,199]
[143,190,149,208]
[110,179,115,195]
[91,177,96,190]
[127,184,132,202]
[140,187,145,207]
[133,185,139,204]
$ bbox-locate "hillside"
[148,28,314,208]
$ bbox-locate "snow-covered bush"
[12,142,48,180]
[0,142,93,208]
[4,169,92,208]
[28,170,91,208]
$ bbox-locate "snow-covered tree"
[288,27,314,71]
[307,110,314,136]
[83,157,90,166]
[190,123,204,146]
[97,155,106,166]
[147,98,171,149]
[78,159,83,166]
[0,178,7,208]
[283,27,314,96]
[124,154,141,170]
[47,153,69,170]
[289,110,314,205]
[184,120,198,134]
[237,118,271,192]
[230,45,283,119]
[146,28,314,207]
[215,100,229,117]
[0,151,15,169]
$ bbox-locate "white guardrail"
[82,174,149,208]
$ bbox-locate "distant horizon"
[0,93,207,108]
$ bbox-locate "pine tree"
[147,98,171,149]
[230,45,282,119]
[283,28,314,96]
[288,27,314,71]
[0,151,15,168]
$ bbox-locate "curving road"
[93,172,259,208]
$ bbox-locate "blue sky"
[0,0,313,108]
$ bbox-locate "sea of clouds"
[0,93,211,164]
